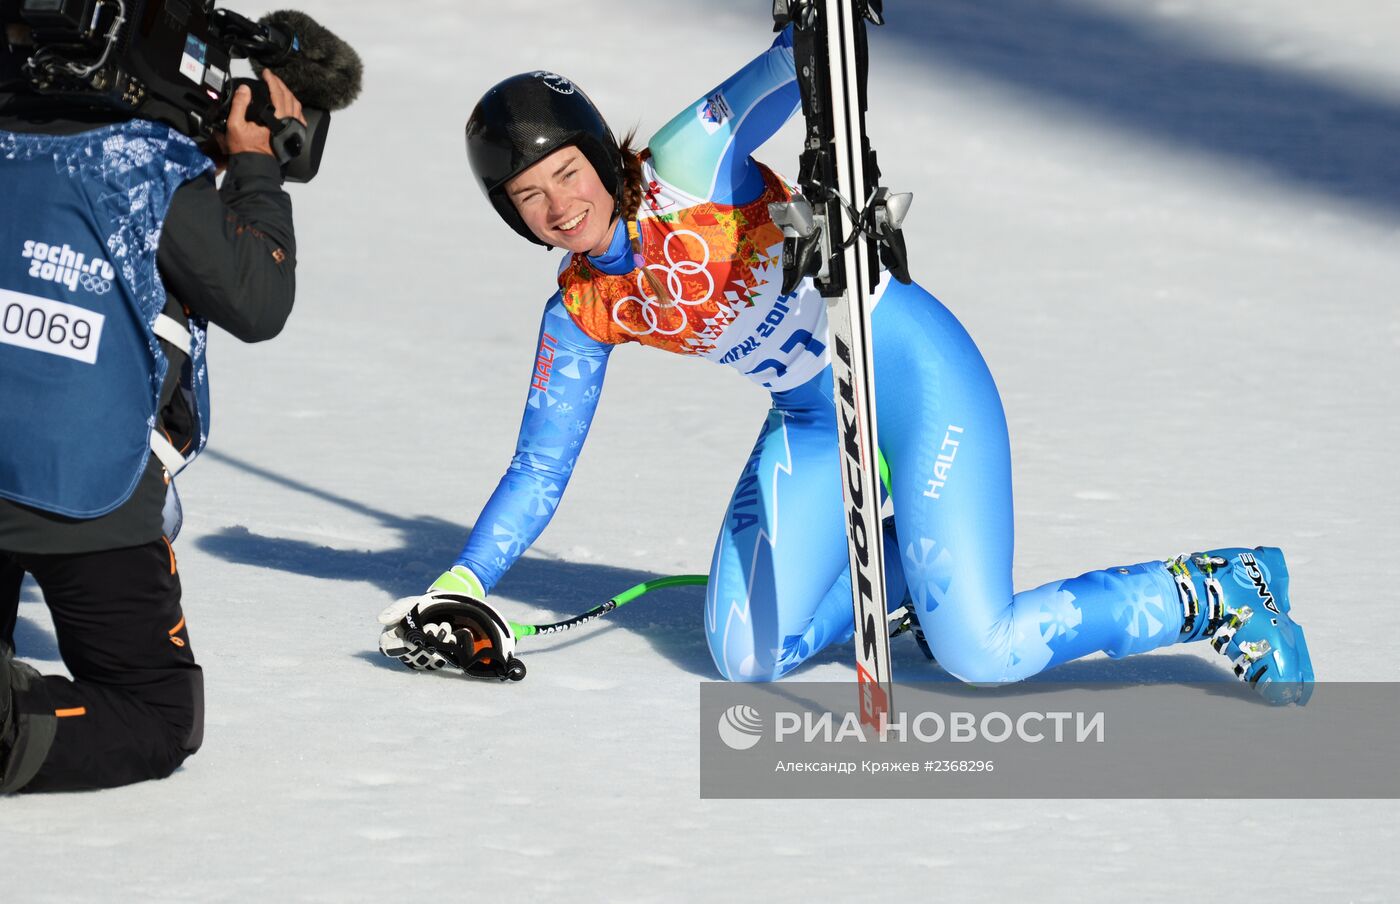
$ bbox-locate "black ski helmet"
[465,71,625,246]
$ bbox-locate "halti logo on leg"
[923,425,965,500]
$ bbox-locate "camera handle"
[229,76,307,165]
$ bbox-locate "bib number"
[0,288,104,365]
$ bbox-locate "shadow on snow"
[194,449,718,677]
[195,450,1244,691]
[723,0,1400,218]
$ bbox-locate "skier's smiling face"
[506,147,616,254]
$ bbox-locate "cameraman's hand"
[222,70,306,157]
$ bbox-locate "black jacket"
[0,103,298,553]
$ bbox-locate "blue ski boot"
[1166,547,1314,705]
[890,599,936,662]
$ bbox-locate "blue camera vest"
[0,120,213,521]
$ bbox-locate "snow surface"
[4,0,1400,900]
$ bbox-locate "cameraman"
[0,65,304,792]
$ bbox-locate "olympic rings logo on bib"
[79,273,112,295]
[612,230,715,337]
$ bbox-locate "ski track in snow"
[4,1,1399,901]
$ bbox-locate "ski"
[770,0,912,732]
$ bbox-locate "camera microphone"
[220,8,363,183]
[250,10,362,113]
[2,2,363,183]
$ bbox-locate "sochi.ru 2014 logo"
[717,704,763,750]
[21,240,114,295]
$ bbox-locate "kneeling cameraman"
[0,18,310,791]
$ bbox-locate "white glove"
[377,566,489,670]
[376,572,524,680]
[377,595,452,670]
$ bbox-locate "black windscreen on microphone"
[251,9,363,112]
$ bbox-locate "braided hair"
[616,129,678,308]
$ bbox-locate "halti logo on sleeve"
[531,332,559,393]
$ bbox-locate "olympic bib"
[0,121,212,518]
[557,160,830,392]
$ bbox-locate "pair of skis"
[770,0,912,731]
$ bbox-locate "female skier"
[378,29,1313,703]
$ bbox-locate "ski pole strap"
[510,574,708,639]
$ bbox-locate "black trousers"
[1,540,203,792]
